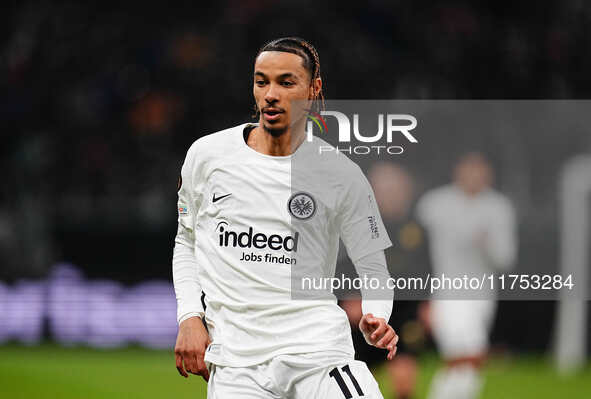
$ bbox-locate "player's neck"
[249,119,306,156]
[455,182,487,197]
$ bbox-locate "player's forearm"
[353,250,393,322]
[173,243,205,324]
[484,235,517,271]
[483,200,518,271]
[483,215,517,271]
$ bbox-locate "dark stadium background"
[1,1,590,398]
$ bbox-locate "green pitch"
[0,344,589,398]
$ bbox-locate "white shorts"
[430,299,496,359]
[207,352,384,399]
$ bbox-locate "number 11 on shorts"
[329,364,364,398]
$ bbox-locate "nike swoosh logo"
[212,193,232,203]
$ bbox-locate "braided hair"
[254,37,325,114]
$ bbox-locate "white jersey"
[416,184,517,291]
[174,123,392,367]
[416,184,516,358]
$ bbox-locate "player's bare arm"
[174,316,211,380]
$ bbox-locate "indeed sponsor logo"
[216,222,299,252]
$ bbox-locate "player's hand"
[359,313,398,361]
[174,316,211,381]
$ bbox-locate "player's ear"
[310,77,322,100]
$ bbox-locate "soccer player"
[416,153,517,399]
[172,37,398,398]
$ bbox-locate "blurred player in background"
[340,161,431,399]
[172,37,398,398]
[416,153,517,399]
